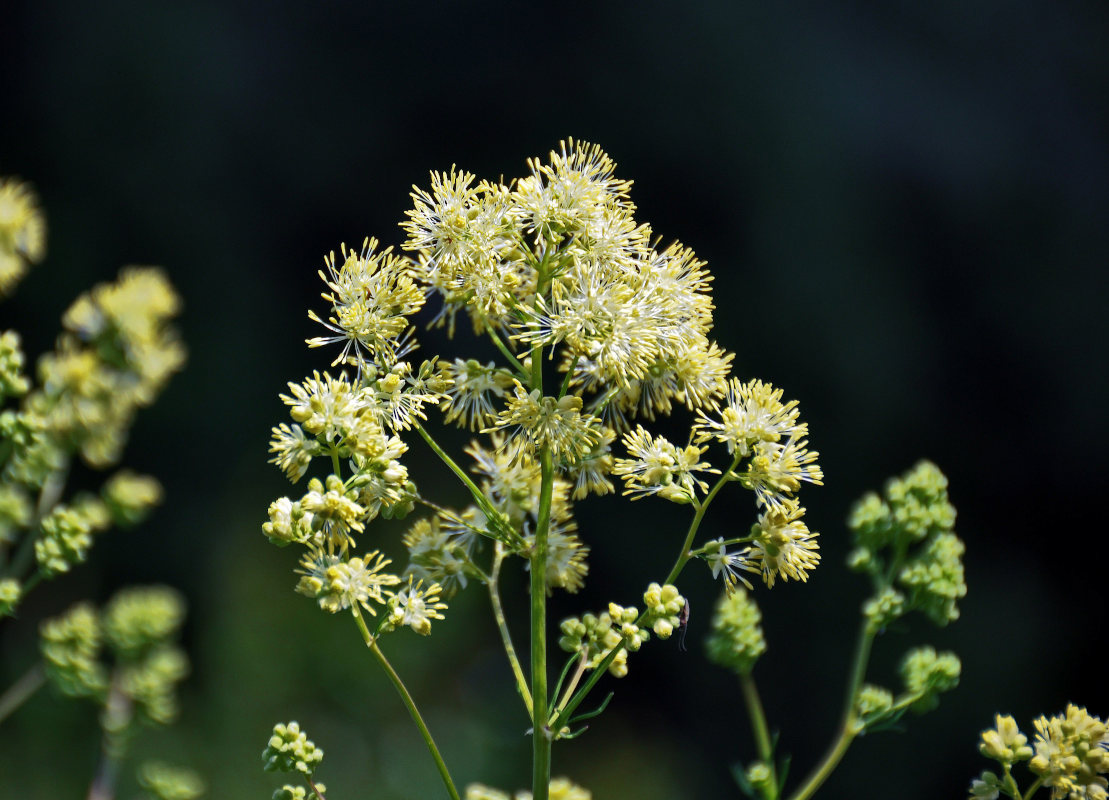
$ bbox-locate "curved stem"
[530,444,554,800]
[413,423,517,545]
[486,328,528,379]
[663,453,742,586]
[0,663,45,725]
[351,607,460,800]
[741,672,777,797]
[487,543,532,716]
[785,624,875,800]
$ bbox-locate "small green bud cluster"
[558,584,685,678]
[899,646,960,712]
[135,761,206,800]
[848,461,965,629]
[851,647,960,731]
[40,602,108,699]
[102,470,163,527]
[855,685,894,719]
[1,330,30,400]
[273,785,324,800]
[970,705,1109,800]
[39,587,189,729]
[0,576,20,615]
[263,721,325,777]
[705,587,766,676]
[35,496,111,576]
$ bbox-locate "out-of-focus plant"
[0,177,200,799]
[261,141,968,800]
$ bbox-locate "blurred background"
[2,1,1107,797]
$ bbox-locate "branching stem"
[0,663,45,725]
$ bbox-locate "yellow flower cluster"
[0,178,45,297]
[972,706,1109,800]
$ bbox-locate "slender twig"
[1021,775,1045,800]
[413,423,517,545]
[741,672,778,798]
[487,543,532,716]
[87,680,131,800]
[486,328,528,378]
[784,624,875,800]
[0,664,46,725]
[350,606,460,800]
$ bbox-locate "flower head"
[387,576,447,635]
[307,237,424,372]
[484,383,601,464]
[746,499,820,588]
[702,538,756,593]
[694,378,804,456]
[613,425,718,503]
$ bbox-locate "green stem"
[486,328,528,379]
[0,663,45,725]
[487,543,533,717]
[530,444,555,800]
[663,453,743,586]
[552,453,743,731]
[413,423,517,545]
[351,607,460,800]
[741,672,777,797]
[557,358,578,399]
[88,679,132,800]
[785,624,875,800]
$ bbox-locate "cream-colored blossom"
[387,576,447,635]
[484,383,601,463]
[702,538,756,593]
[326,552,401,614]
[744,435,823,509]
[613,425,718,503]
[694,377,804,456]
[307,237,424,371]
[746,499,820,587]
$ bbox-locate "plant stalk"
[0,663,46,725]
[351,607,460,800]
[785,624,875,800]
[530,444,555,800]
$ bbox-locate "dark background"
[2,1,1107,797]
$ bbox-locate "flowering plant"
[261,140,1098,800]
[0,177,200,800]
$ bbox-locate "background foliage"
[2,1,1106,797]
